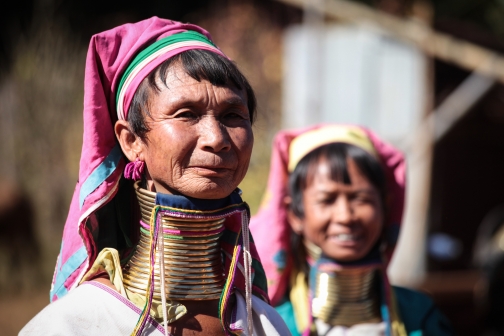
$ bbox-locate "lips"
[189,165,235,170]
[188,166,234,177]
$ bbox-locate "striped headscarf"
[50,17,229,302]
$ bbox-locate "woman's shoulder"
[20,282,164,336]
[392,286,454,336]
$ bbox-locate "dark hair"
[288,142,386,219]
[127,49,256,138]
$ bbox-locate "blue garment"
[275,299,300,336]
[275,286,454,336]
[394,286,453,336]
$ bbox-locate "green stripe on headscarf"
[116,30,217,107]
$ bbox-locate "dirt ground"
[0,290,48,336]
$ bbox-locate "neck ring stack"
[311,266,381,326]
[123,183,225,300]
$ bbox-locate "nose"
[199,116,231,152]
[332,196,353,225]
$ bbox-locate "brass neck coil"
[304,239,322,261]
[122,183,225,300]
[311,266,381,326]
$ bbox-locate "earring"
[124,158,145,180]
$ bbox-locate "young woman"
[251,124,453,336]
[20,17,289,336]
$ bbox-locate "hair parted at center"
[127,49,257,138]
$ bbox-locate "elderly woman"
[250,124,452,336]
[21,17,289,336]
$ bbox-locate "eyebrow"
[223,97,247,106]
[352,188,378,193]
[167,95,246,107]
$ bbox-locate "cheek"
[360,206,384,238]
[232,126,254,158]
[301,206,328,240]
[146,127,194,167]
[144,147,170,181]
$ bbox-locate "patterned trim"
[86,281,167,335]
[157,206,247,219]
[220,238,242,335]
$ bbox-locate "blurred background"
[1,0,504,335]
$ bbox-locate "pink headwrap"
[50,17,226,301]
[249,124,406,306]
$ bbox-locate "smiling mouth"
[328,233,362,246]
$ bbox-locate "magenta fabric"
[51,17,223,301]
[249,124,406,306]
[124,159,145,180]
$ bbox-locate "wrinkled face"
[139,63,253,199]
[297,159,383,261]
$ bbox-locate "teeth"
[336,234,354,241]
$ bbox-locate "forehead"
[154,62,247,104]
[308,158,372,189]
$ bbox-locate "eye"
[315,195,335,205]
[223,110,248,121]
[351,192,377,205]
[174,110,198,119]
[224,112,241,119]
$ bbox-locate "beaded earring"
[124,158,145,180]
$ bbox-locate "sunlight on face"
[300,159,384,261]
[139,63,254,199]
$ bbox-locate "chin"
[326,250,365,262]
[162,175,240,199]
[183,184,237,200]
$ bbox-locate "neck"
[123,183,225,301]
[306,243,382,326]
[304,238,322,262]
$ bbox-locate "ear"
[115,120,145,162]
[285,196,304,235]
